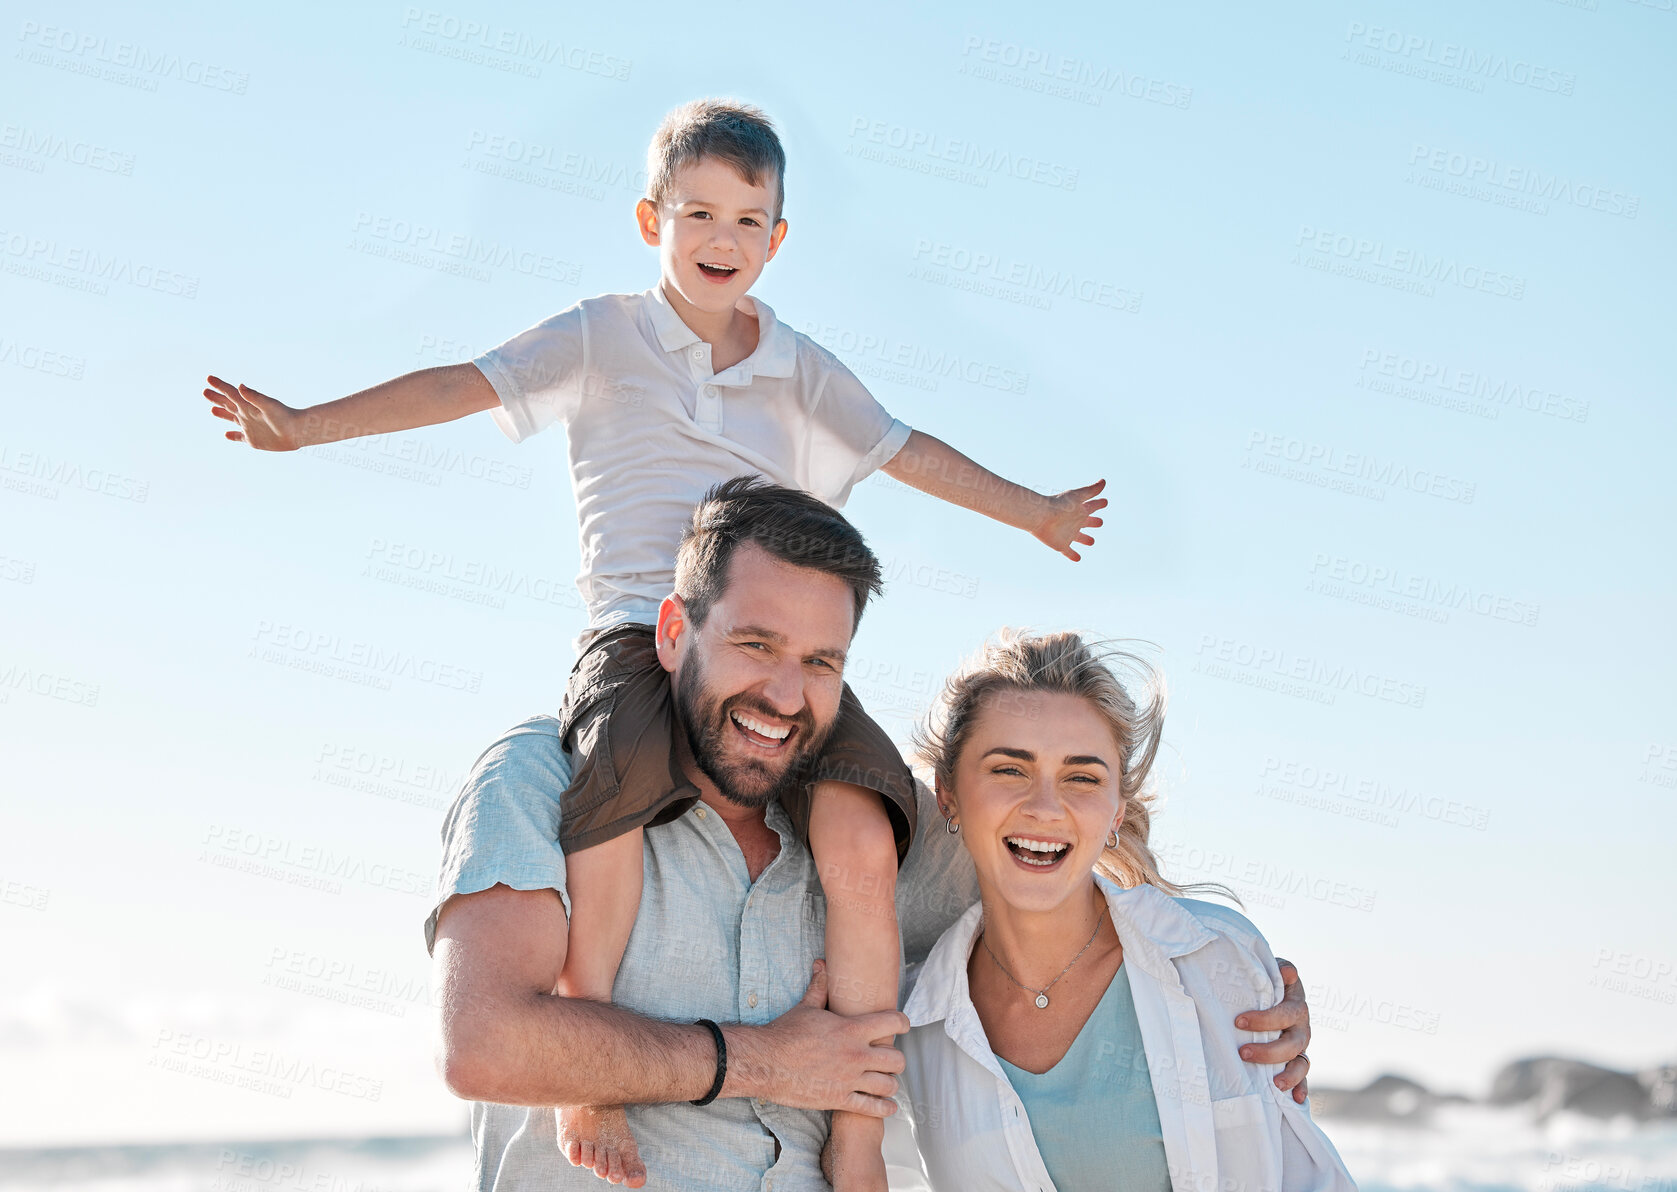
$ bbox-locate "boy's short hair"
[675,476,881,634]
[646,99,787,224]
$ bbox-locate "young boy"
[203,98,1104,1190]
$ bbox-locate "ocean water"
[1331,1105,1677,1192]
[0,1136,473,1192]
[3,1109,1674,1191]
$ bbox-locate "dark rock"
[1309,1073,1438,1123]
[1307,1057,1677,1125]
[1489,1057,1655,1121]
[1637,1064,1677,1116]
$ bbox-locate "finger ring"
[1297,1053,1309,1063]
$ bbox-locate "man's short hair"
[645,98,787,224]
[674,476,882,634]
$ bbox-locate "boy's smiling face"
[637,155,788,318]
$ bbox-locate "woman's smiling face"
[943,688,1125,915]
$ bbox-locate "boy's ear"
[655,594,687,674]
[635,198,661,247]
[765,218,788,261]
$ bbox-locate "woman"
[896,630,1356,1191]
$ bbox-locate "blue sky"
[2,0,1673,1146]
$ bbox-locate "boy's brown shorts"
[556,623,916,863]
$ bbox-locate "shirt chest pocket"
[1209,1093,1282,1192]
[801,890,826,952]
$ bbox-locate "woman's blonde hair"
[913,628,1236,902]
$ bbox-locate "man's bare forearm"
[882,429,1050,531]
[433,887,904,1115]
[438,962,897,1113]
[292,363,499,447]
[440,978,758,1107]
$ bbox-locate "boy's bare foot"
[822,1111,888,1192]
[557,1103,646,1187]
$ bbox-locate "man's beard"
[674,646,833,810]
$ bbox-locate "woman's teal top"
[995,963,1173,1191]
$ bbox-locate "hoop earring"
[944,814,961,835]
[1106,830,1119,848]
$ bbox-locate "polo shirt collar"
[903,875,1218,1028]
[644,284,797,379]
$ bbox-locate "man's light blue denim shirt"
[425,715,978,1192]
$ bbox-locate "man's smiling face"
[660,541,851,809]
[636,155,788,319]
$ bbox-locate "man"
[426,477,1312,1190]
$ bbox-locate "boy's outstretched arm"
[202,363,500,451]
[880,429,1107,561]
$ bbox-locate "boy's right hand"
[203,375,302,451]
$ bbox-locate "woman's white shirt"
[889,875,1358,1192]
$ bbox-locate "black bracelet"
[691,1018,727,1106]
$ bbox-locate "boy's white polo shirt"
[472,285,912,644]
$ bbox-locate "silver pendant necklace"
[980,911,1105,1010]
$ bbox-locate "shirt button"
[694,806,707,819]
[702,385,717,397]
[748,991,758,1008]
[690,347,704,359]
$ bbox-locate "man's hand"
[204,375,301,450]
[730,960,908,1118]
[1235,958,1311,1103]
[1031,479,1107,562]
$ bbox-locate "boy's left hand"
[1032,479,1107,562]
